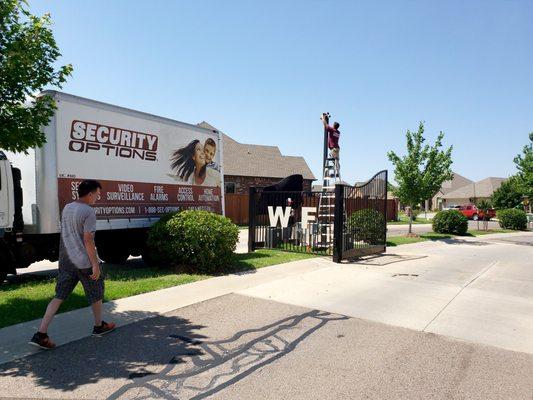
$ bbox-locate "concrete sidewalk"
[0,257,329,365]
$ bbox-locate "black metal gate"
[333,170,388,262]
[248,170,388,261]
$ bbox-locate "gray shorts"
[55,256,105,304]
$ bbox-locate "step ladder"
[316,157,341,250]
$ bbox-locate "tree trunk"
[408,206,413,234]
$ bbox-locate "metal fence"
[247,188,333,255]
[248,170,388,261]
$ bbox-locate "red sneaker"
[92,321,116,337]
[28,332,56,350]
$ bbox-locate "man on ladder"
[321,112,341,171]
[316,113,341,251]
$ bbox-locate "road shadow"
[107,309,347,400]
[0,310,206,394]
[438,237,490,246]
[0,306,347,399]
[347,253,428,266]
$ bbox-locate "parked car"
[458,204,496,221]
[443,205,460,210]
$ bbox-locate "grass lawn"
[468,229,515,235]
[0,250,316,329]
[387,233,452,246]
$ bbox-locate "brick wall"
[224,175,313,194]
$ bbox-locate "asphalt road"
[1,293,532,400]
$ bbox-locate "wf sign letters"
[267,206,316,227]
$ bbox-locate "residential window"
[225,182,236,194]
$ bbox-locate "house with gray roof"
[441,177,507,207]
[198,122,316,194]
[431,171,473,209]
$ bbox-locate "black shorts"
[55,256,105,304]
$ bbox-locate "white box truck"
[0,91,224,280]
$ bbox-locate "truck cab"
[0,151,16,281]
[0,151,15,231]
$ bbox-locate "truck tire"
[98,245,130,265]
[0,244,13,283]
[141,249,155,267]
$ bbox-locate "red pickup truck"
[458,204,496,221]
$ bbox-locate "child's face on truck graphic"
[204,143,216,164]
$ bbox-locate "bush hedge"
[349,209,386,245]
[147,210,239,274]
[432,210,468,235]
[497,209,527,230]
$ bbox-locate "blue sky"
[32,0,533,184]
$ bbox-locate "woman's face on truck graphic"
[192,142,206,168]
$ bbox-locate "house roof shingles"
[198,121,316,180]
[438,172,473,195]
[442,177,507,199]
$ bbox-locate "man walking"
[29,179,115,349]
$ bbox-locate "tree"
[0,0,72,153]
[388,122,453,234]
[513,132,533,200]
[491,177,522,210]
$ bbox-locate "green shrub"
[497,209,527,230]
[147,210,239,274]
[432,210,468,235]
[349,209,386,245]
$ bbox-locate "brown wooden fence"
[224,194,250,225]
[225,193,398,225]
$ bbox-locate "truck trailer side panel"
[37,91,224,234]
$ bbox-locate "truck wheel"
[141,250,155,267]
[0,242,13,283]
[472,214,479,221]
[98,246,130,265]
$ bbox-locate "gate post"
[248,187,257,253]
[384,170,388,242]
[333,184,344,263]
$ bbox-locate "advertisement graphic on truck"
[56,100,223,219]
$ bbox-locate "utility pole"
[322,112,330,184]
